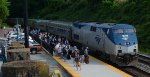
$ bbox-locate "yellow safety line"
[53,56,81,77]
[90,56,132,77]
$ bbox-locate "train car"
[33,20,72,40]
[31,20,49,30]
[72,22,138,65]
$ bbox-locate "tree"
[0,0,10,20]
[0,0,9,26]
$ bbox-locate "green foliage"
[0,0,10,27]
[0,0,9,20]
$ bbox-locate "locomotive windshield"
[113,29,135,33]
[124,29,135,33]
[113,29,123,33]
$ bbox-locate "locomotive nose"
[123,54,131,64]
[118,46,137,54]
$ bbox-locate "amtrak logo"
[95,35,101,44]
[122,35,128,40]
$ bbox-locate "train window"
[124,29,135,33]
[73,34,79,40]
[90,26,96,32]
[48,26,54,29]
[113,29,123,33]
[57,29,66,34]
[73,23,85,29]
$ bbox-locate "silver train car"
[32,20,72,40]
[7,18,138,66]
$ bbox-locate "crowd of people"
[30,29,89,71]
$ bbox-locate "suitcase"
[67,54,71,60]
[84,55,89,64]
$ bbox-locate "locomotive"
[8,18,138,66]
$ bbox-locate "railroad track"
[122,54,150,77]
[92,53,150,77]
[138,54,150,66]
[123,66,149,77]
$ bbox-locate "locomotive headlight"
[125,42,130,45]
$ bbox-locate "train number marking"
[122,35,128,40]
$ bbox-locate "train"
[7,18,138,66]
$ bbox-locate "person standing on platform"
[57,44,62,58]
[62,46,67,62]
[54,43,60,56]
[66,44,71,60]
[84,47,89,64]
[3,26,7,37]
[74,50,81,71]
[80,47,85,64]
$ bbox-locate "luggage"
[67,54,71,60]
[68,50,72,55]
[84,55,89,64]
[71,52,75,58]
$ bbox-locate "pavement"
[30,52,70,77]
[0,52,71,77]
[53,55,132,77]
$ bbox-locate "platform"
[53,55,132,77]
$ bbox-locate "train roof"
[73,22,99,28]
[73,22,134,29]
[50,21,72,26]
[98,23,134,29]
[112,24,134,29]
[34,20,51,23]
[33,20,134,29]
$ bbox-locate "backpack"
[75,56,80,62]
